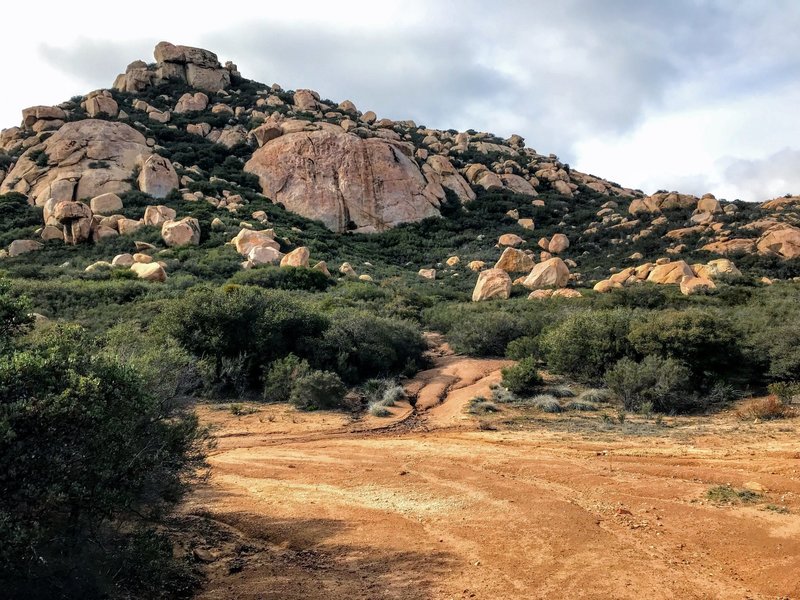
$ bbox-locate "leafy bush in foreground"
[0,324,205,598]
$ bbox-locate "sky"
[2,0,799,202]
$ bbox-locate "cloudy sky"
[2,0,799,202]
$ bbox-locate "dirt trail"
[186,347,800,600]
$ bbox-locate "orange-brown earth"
[184,348,800,600]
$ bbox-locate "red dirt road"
[186,356,800,600]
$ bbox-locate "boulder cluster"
[593,258,741,296]
[113,42,238,94]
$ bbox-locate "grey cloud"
[722,148,800,201]
[33,1,800,196]
[201,0,800,163]
[38,38,154,87]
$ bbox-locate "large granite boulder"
[244,130,443,232]
[0,120,153,206]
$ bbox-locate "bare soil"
[184,347,800,600]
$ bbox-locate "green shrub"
[531,394,563,413]
[628,308,740,385]
[541,309,634,384]
[706,484,761,504]
[605,355,692,412]
[469,399,500,414]
[579,388,612,403]
[229,266,332,292]
[101,323,198,403]
[0,324,205,597]
[381,384,407,406]
[768,381,800,404]
[289,369,347,411]
[0,279,32,350]
[505,335,540,360]
[318,311,426,383]
[501,357,543,396]
[448,312,529,357]
[262,354,311,403]
[368,402,392,417]
[564,400,597,411]
[491,385,517,404]
[157,285,326,388]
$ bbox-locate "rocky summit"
[1,41,799,288]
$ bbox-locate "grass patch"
[579,388,612,403]
[531,394,563,413]
[368,402,392,417]
[548,385,576,398]
[226,403,259,416]
[564,400,597,412]
[706,484,761,505]
[469,398,501,414]
[736,397,797,421]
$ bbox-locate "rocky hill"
[1,41,799,301]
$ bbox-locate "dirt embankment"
[185,346,800,600]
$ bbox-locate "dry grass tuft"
[736,397,797,421]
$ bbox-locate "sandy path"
[186,353,800,600]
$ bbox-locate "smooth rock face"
[418,268,436,280]
[53,201,93,244]
[424,155,475,203]
[498,233,525,247]
[548,233,570,254]
[89,193,123,215]
[523,257,570,289]
[756,224,800,259]
[593,279,623,293]
[701,239,757,255]
[8,239,43,257]
[131,262,167,282]
[174,92,209,113]
[137,155,178,199]
[161,217,200,247]
[85,91,119,118]
[143,205,177,226]
[280,246,310,268]
[494,247,534,273]
[468,260,486,272]
[112,253,135,267]
[244,130,442,232]
[472,268,512,301]
[247,246,283,266]
[0,120,152,206]
[680,275,716,295]
[646,260,693,284]
[231,229,279,256]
